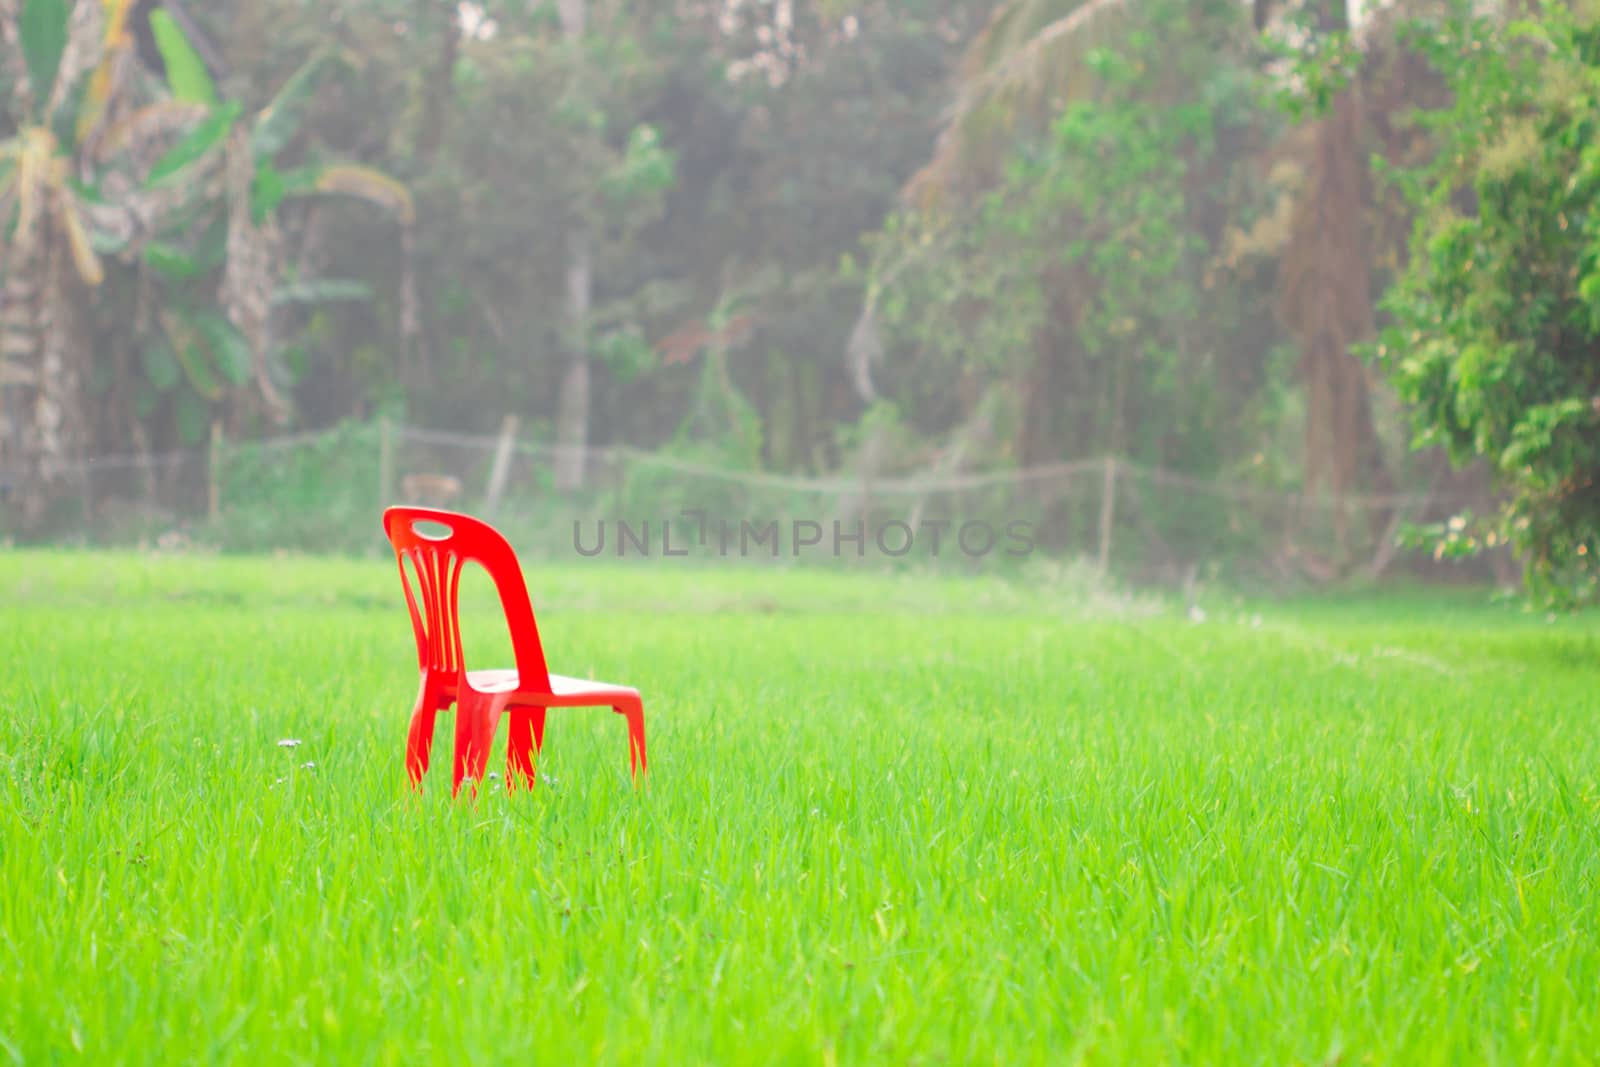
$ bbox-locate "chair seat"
[465,668,639,705]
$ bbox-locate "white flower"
[277,739,302,748]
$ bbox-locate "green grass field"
[4,550,1599,1064]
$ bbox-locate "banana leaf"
[292,163,415,224]
[143,240,202,280]
[174,384,210,445]
[140,335,181,392]
[18,0,70,120]
[271,278,374,306]
[160,308,222,399]
[251,51,343,162]
[149,8,217,106]
[144,100,240,188]
[194,310,252,387]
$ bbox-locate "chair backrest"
[382,506,552,692]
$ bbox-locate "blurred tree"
[0,0,410,531]
[199,0,968,472]
[851,0,1457,575]
[853,0,1278,474]
[1374,0,1600,606]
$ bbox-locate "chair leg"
[406,676,443,788]
[452,692,500,798]
[406,702,437,787]
[506,707,542,793]
[615,698,647,779]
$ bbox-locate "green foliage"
[140,336,181,393]
[162,310,223,401]
[212,420,383,551]
[75,14,413,457]
[270,278,375,307]
[144,101,243,187]
[598,123,676,208]
[1373,0,1600,607]
[173,386,211,445]
[16,0,68,118]
[194,311,253,388]
[143,241,205,281]
[1260,5,1361,122]
[250,52,341,160]
[592,325,655,384]
[149,8,219,105]
[868,0,1263,472]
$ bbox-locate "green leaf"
[145,101,241,188]
[250,162,285,223]
[278,344,310,384]
[133,380,159,419]
[149,9,218,106]
[194,311,253,387]
[249,162,320,222]
[270,279,374,306]
[1580,271,1600,308]
[161,310,221,399]
[140,336,181,392]
[174,386,211,445]
[278,162,324,194]
[295,164,415,224]
[195,216,230,271]
[251,53,338,162]
[49,51,96,142]
[87,224,130,255]
[143,241,202,280]
[18,0,70,119]
[594,326,654,384]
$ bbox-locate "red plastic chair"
[382,506,647,796]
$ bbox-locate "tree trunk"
[1,202,86,534]
[414,0,460,160]
[552,0,591,490]
[554,229,592,490]
[15,245,85,532]
[1278,0,1386,564]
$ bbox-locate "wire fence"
[30,418,1517,587]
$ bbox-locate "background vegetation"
[3,0,1599,604]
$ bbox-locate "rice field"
[3,550,1599,1064]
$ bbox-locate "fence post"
[611,446,626,521]
[79,458,94,534]
[1097,455,1117,577]
[378,416,395,510]
[208,419,224,522]
[482,414,520,517]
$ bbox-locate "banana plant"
[2,0,244,457]
[4,0,413,463]
[117,19,414,434]
[0,0,162,522]
[2,0,123,380]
